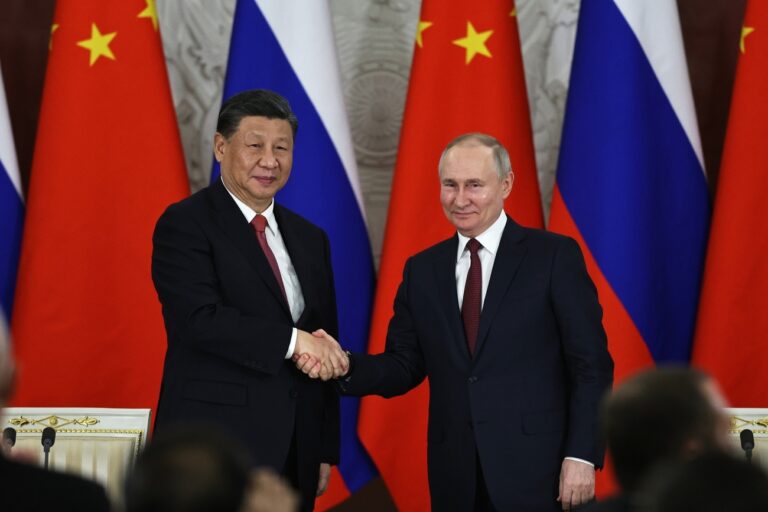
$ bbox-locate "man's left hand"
[317,463,331,496]
[557,459,594,510]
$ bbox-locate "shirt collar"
[221,178,279,234]
[456,211,507,261]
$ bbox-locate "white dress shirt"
[224,181,304,358]
[454,210,593,468]
[455,211,507,309]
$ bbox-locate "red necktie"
[461,238,482,356]
[251,214,287,302]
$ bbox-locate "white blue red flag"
[0,63,23,326]
[550,0,710,381]
[214,0,377,505]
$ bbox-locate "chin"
[455,223,478,235]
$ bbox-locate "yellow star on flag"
[77,23,117,66]
[138,0,159,31]
[453,21,493,64]
[740,26,755,54]
[49,23,60,50]
[416,20,433,48]
[510,7,517,17]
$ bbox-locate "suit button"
[468,376,478,383]
[289,389,299,398]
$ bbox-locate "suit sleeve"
[339,258,427,398]
[551,237,614,467]
[151,205,293,376]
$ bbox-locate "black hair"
[216,89,298,139]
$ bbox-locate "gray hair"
[437,132,513,180]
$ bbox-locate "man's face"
[214,115,294,212]
[440,144,512,238]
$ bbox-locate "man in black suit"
[299,133,613,510]
[0,316,111,511]
[151,89,347,511]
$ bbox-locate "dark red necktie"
[251,214,287,302]
[461,238,482,355]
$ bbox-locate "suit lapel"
[208,180,291,317]
[274,204,316,326]
[474,218,527,357]
[434,235,469,357]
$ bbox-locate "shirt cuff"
[285,328,298,359]
[565,457,594,467]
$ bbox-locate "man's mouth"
[251,176,277,185]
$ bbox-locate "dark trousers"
[282,434,315,512]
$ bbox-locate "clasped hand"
[292,329,348,380]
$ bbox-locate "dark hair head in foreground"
[125,426,251,512]
[639,451,768,512]
[601,367,730,492]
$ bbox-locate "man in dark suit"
[0,316,111,511]
[151,89,347,511]
[299,133,613,510]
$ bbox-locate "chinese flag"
[692,2,768,407]
[10,1,189,411]
[358,1,541,509]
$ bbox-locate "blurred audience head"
[125,425,251,512]
[640,451,768,512]
[125,425,298,512]
[601,367,730,492]
[0,314,15,405]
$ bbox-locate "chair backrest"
[1,407,151,502]
[726,407,768,469]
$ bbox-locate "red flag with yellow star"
[10,1,188,412]
[358,1,541,509]
[692,2,768,406]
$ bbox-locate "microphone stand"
[41,427,56,470]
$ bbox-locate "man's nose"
[454,186,470,207]
[259,148,278,168]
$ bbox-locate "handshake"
[292,329,349,381]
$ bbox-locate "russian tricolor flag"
[214,0,377,505]
[549,0,710,384]
[0,63,23,326]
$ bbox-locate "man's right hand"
[293,329,348,380]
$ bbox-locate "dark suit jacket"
[0,454,110,511]
[341,217,613,511]
[151,179,340,505]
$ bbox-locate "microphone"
[41,427,56,470]
[740,429,755,462]
[2,427,15,451]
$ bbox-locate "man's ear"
[501,172,514,199]
[213,132,227,163]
